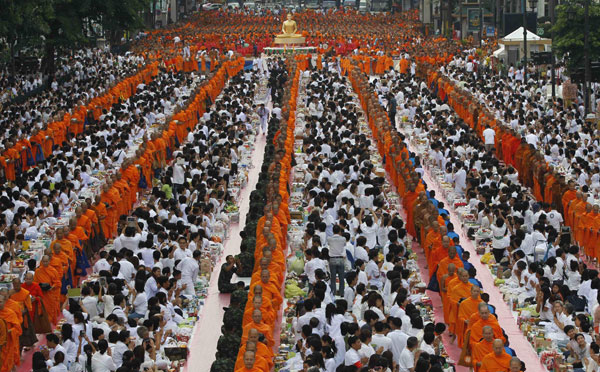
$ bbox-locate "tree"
[550,0,600,71]
[0,0,152,74]
[0,0,53,71]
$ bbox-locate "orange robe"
[470,339,493,371]
[469,316,506,345]
[561,190,577,227]
[456,297,483,347]
[33,265,61,323]
[447,281,473,333]
[234,342,273,371]
[0,306,22,372]
[479,351,512,372]
[241,321,274,348]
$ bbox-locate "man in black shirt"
[218,255,241,293]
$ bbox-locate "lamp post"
[550,0,555,99]
[584,0,590,114]
[522,0,527,81]
[479,0,483,46]
[568,0,590,114]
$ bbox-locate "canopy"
[501,27,546,42]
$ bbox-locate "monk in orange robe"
[561,181,577,227]
[447,269,473,336]
[235,342,270,372]
[249,270,282,310]
[10,278,35,348]
[456,285,482,348]
[243,295,275,326]
[235,328,274,371]
[235,351,266,372]
[251,254,282,287]
[467,325,495,371]
[0,294,22,372]
[34,255,62,323]
[468,303,506,345]
[479,339,512,372]
[241,310,274,348]
[437,246,463,283]
[430,236,453,276]
[440,264,457,323]
[424,221,442,266]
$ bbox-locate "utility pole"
[522,0,527,82]
[584,0,590,114]
[479,0,483,46]
[550,0,555,99]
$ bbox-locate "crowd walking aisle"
[186,73,271,372]
[365,68,549,370]
[244,59,462,372]
[405,134,543,370]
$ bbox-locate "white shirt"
[398,348,415,372]
[388,329,409,363]
[112,341,128,367]
[94,258,110,274]
[483,128,495,145]
[177,257,199,285]
[82,296,99,319]
[92,352,116,372]
[344,347,361,366]
[371,333,392,352]
[118,259,136,280]
[49,363,68,372]
[119,234,142,251]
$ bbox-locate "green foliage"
[0,0,152,66]
[550,0,600,70]
[0,0,53,57]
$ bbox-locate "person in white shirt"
[482,125,495,151]
[176,250,201,296]
[420,332,437,356]
[388,317,409,364]
[81,286,99,319]
[93,252,112,274]
[117,255,136,281]
[344,335,365,367]
[117,224,142,252]
[49,352,68,372]
[92,340,116,372]
[371,322,393,352]
[398,336,420,372]
[111,330,131,368]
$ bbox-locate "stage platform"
[263,46,317,55]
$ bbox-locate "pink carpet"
[418,166,543,370]
[185,132,268,372]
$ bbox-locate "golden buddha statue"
[280,14,300,37]
[274,13,306,45]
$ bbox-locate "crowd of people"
[1,5,600,372]
[0,49,149,182]
[0,21,250,370]
[222,54,527,372]
[362,48,600,369]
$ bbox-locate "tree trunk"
[42,43,56,77]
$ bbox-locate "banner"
[468,8,481,32]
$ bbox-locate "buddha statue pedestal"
[274,35,306,45]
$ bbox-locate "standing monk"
[456,285,483,347]
[479,339,512,372]
[21,273,45,333]
[33,255,62,323]
[0,294,22,372]
[9,279,37,348]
